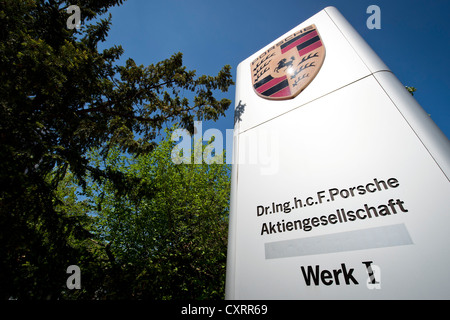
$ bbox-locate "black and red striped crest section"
[253,75,291,99]
[251,24,325,100]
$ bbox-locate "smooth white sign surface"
[226,6,450,299]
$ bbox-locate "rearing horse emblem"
[274,56,295,73]
[251,24,326,100]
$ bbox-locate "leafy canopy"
[81,128,230,299]
[0,0,233,299]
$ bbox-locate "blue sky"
[101,0,450,140]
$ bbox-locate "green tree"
[81,128,230,299]
[405,86,417,96]
[0,0,233,299]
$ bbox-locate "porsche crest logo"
[251,24,325,100]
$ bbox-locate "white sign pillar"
[226,6,450,299]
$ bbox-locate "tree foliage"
[79,129,230,299]
[0,0,233,299]
[405,86,417,96]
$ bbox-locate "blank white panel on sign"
[226,6,450,300]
